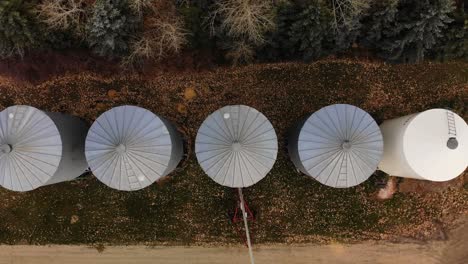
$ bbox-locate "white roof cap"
[0,105,62,191]
[298,104,383,188]
[85,105,175,191]
[195,105,278,188]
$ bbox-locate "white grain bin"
[195,105,278,188]
[379,109,467,181]
[288,104,383,188]
[0,105,89,192]
[85,105,183,191]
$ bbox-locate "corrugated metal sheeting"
[85,106,183,191]
[195,105,278,188]
[0,105,88,191]
[0,103,466,192]
[288,104,383,188]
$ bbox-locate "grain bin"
[85,105,183,191]
[195,105,278,188]
[288,104,383,188]
[0,105,89,192]
[379,109,467,181]
[195,105,278,264]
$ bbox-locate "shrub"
[124,0,187,65]
[362,0,455,63]
[42,27,81,50]
[86,0,140,58]
[0,0,42,58]
[225,40,255,65]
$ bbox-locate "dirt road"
[0,243,440,264]
[0,241,458,264]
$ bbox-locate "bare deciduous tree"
[128,0,153,16]
[209,0,275,45]
[330,0,371,31]
[124,1,188,65]
[36,0,87,36]
[127,18,187,62]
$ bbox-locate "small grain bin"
[195,105,278,188]
[195,105,278,264]
[379,109,467,181]
[85,105,183,191]
[0,105,89,192]
[288,104,383,188]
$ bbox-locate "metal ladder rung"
[123,159,140,188]
[446,111,457,136]
[339,155,348,182]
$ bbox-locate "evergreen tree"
[434,10,468,61]
[0,0,42,58]
[362,0,454,63]
[86,0,141,57]
[261,1,334,61]
[330,0,370,53]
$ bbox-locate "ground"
[0,60,466,245]
[0,216,466,263]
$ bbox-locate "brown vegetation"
[209,0,275,45]
[0,60,466,245]
[36,0,88,36]
[124,0,187,65]
[128,0,152,15]
[209,0,275,64]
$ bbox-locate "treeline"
[0,0,466,65]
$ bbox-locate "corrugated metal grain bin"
[85,105,183,191]
[379,109,467,181]
[288,104,383,188]
[195,105,278,188]
[0,105,89,191]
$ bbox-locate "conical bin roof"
[195,105,278,188]
[85,105,175,191]
[0,105,62,191]
[298,104,383,188]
